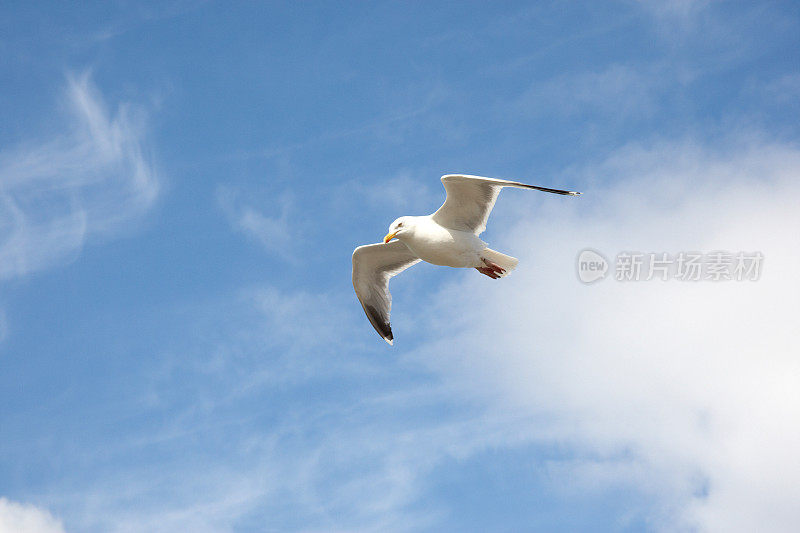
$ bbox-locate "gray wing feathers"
[352,240,420,344]
[432,177,502,234]
[431,174,580,234]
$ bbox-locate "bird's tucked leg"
[482,257,506,274]
[476,258,506,279]
[476,266,500,279]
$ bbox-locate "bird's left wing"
[431,174,580,234]
[352,240,421,345]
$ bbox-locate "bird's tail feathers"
[482,248,519,277]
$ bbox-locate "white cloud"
[408,137,800,531]
[217,186,298,263]
[0,498,64,533]
[0,72,160,280]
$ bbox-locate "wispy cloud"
[0,72,160,280]
[217,186,298,263]
[756,72,800,106]
[0,498,64,533]
[637,0,712,20]
[30,284,452,532]
[512,63,660,121]
[336,170,439,216]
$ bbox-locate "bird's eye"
[397,222,403,228]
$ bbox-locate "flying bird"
[352,174,580,344]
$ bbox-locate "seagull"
[352,174,580,345]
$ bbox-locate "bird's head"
[384,217,413,243]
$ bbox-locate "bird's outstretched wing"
[431,174,580,234]
[352,240,420,345]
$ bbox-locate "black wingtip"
[516,182,582,196]
[364,304,394,346]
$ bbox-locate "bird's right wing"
[431,174,580,234]
[352,240,420,345]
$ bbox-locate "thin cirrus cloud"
[339,170,438,215]
[217,186,299,264]
[512,63,659,121]
[0,72,160,281]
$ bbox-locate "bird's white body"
[395,216,484,268]
[352,174,580,344]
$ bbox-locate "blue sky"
[2,1,800,532]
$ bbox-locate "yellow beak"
[383,231,398,244]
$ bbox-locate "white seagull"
[352,174,580,344]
